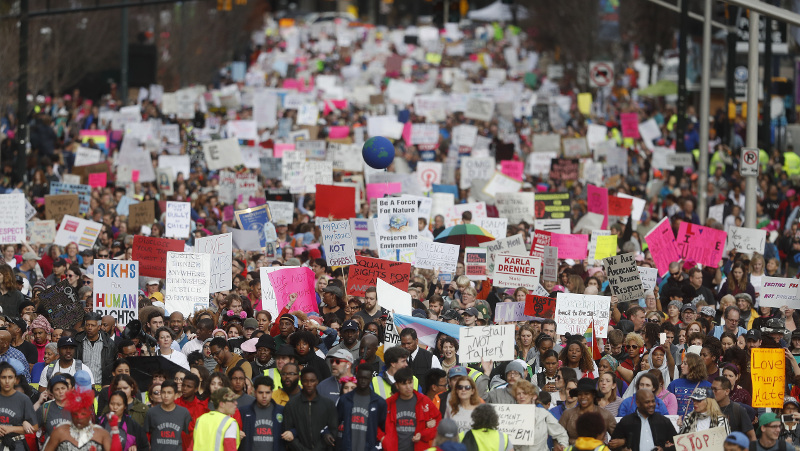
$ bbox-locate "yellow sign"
[751,348,785,408]
[425,53,442,65]
[578,93,592,116]
[593,235,617,260]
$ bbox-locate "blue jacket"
[239,400,285,451]
[617,394,669,417]
[336,390,387,451]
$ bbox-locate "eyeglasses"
[448,289,455,294]
[283,371,298,376]
[625,345,640,350]
[66,274,76,278]
[210,349,223,357]
[97,254,109,258]
[456,385,473,391]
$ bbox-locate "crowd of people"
[1,10,800,451]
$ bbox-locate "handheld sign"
[93,260,139,325]
[320,221,356,267]
[458,325,515,363]
[751,348,785,408]
[492,254,541,290]
[673,426,726,451]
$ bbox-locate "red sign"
[524,295,556,318]
[132,235,185,278]
[608,196,633,217]
[346,256,411,297]
[315,184,357,219]
[530,230,552,258]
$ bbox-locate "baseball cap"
[462,307,480,318]
[240,337,259,353]
[785,396,800,409]
[437,418,459,439]
[146,280,160,286]
[724,432,749,449]
[689,387,710,401]
[74,370,92,390]
[243,318,258,330]
[150,292,164,303]
[5,316,27,331]
[22,252,40,261]
[412,308,427,318]
[680,304,695,313]
[448,366,468,378]
[49,374,69,390]
[255,335,276,351]
[745,329,762,341]
[58,336,77,348]
[442,310,461,321]
[53,258,67,267]
[759,412,780,428]
[326,349,354,364]
[341,320,359,331]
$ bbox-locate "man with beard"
[272,362,301,406]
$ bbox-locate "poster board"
[194,233,233,293]
[346,256,411,297]
[492,254,541,290]
[751,348,785,408]
[93,260,139,325]
[320,221,357,266]
[165,252,211,315]
[132,235,186,278]
[53,215,102,250]
[603,253,644,302]
[458,325,515,363]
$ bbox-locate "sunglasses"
[456,385,473,391]
[329,358,348,365]
[647,318,660,323]
[625,345,640,350]
[83,281,91,286]
[97,254,109,258]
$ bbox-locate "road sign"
[741,147,759,177]
[734,66,748,102]
[589,61,614,88]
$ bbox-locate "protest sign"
[383,313,402,350]
[465,247,488,281]
[500,160,524,181]
[165,252,211,315]
[549,233,589,260]
[530,230,552,258]
[460,157,495,189]
[620,113,640,138]
[676,222,727,268]
[28,220,56,244]
[320,221,356,266]
[156,168,174,196]
[555,293,611,336]
[587,184,609,228]
[587,230,611,265]
[54,215,102,250]
[562,137,590,158]
[50,182,91,214]
[296,140,326,160]
[93,260,139,325]
[673,427,727,451]
[234,204,272,248]
[38,280,84,329]
[194,233,233,293]
[751,348,785,408]
[445,202,487,227]
[267,266,319,314]
[482,172,522,197]
[542,246,558,282]
[266,201,293,226]
[165,201,191,238]
[415,240,460,274]
[604,253,644,302]
[260,157,282,179]
[725,226,766,256]
[475,218,507,240]
[416,161,442,192]
[495,192,534,224]
[494,302,534,323]
[759,277,800,308]
[464,97,495,122]
[231,229,262,252]
[494,404,537,446]
[74,147,103,167]
[639,267,658,292]
[459,325,515,363]
[493,254,541,290]
[377,278,413,316]
[535,218,570,234]
[346,256,411,297]
[533,133,561,153]
[0,193,25,244]
[316,185,357,219]
[127,201,155,230]
[350,218,377,250]
[645,217,682,276]
[299,161,333,193]
[594,235,617,260]
[235,172,258,200]
[88,172,107,188]
[549,159,579,183]
[533,192,571,219]
[479,234,527,274]
[376,197,418,259]
[132,235,186,278]
[524,294,557,318]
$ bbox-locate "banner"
[346,256,411,297]
[376,198,418,259]
[459,325,515,363]
[751,348,785,408]
[165,252,211,316]
[194,233,233,293]
[267,266,319,314]
[465,247,488,281]
[320,221,356,266]
[132,235,186,278]
[555,293,611,336]
[393,313,462,348]
[0,193,26,244]
[93,260,139,325]
[533,192,571,219]
[604,253,644,302]
[54,215,102,250]
[165,201,191,238]
[725,226,766,256]
[645,217,682,276]
[676,222,727,268]
[673,427,727,451]
[495,404,537,446]
[495,192,534,224]
[524,295,556,318]
[759,276,800,308]
[493,254,541,290]
[415,241,460,274]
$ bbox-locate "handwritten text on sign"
[320,220,357,266]
[751,348,785,408]
[415,240,460,274]
[459,325,515,363]
[194,233,233,293]
[495,404,536,446]
[759,276,800,309]
[673,426,726,451]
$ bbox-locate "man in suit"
[399,328,440,392]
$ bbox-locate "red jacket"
[383,392,441,451]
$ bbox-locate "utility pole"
[698,0,712,224]
[762,11,772,146]
[675,0,689,155]
[121,0,129,105]
[745,10,759,228]
[16,0,29,183]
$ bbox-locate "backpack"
[45,361,82,383]
[750,440,786,451]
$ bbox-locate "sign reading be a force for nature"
[320,221,356,266]
[165,252,211,316]
[603,253,644,302]
[492,254,541,290]
[93,260,139,326]
[458,325,515,363]
[751,348,785,408]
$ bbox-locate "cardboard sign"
[496,192,534,224]
[346,256,411,297]
[0,193,26,244]
[50,182,91,214]
[725,226,766,256]
[315,185,357,219]
[495,404,537,446]
[376,197,418,259]
[415,240,460,274]
[53,215,102,250]
[267,266,319,314]
[128,200,155,230]
[377,278,413,316]
[555,293,611,337]
[759,276,800,308]
[459,325,515,363]
[493,254,542,290]
[320,221,357,266]
[524,294,556,318]
[28,220,56,244]
[194,233,233,293]
[673,427,726,451]
[465,247,488,281]
[165,201,191,238]
[494,302,535,323]
[676,221,727,268]
[751,348,785,408]
[132,235,186,278]
[165,252,211,315]
[549,233,589,260]
[475,218,507,240]
[639,267,658,292]
[604,253,645,302]
[38,280,84,329]
[542,246,558,282]
[645,217,682,276]
[479,234,527,274]
[93,260,139,325]
[533,192,571,219]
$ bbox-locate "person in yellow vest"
[459,404,512,451]
[372,346,419,399]
[784,148,800,177]
[192,387,240,451]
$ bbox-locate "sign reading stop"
[740,147,759,177]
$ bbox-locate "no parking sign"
[589,61,614,88]
[741,147,759,176]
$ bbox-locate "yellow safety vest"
[371,375,419,399]
[193,411,240,451]
[784,152,800,176]
[263,368,282,390]
[459,428,510,450]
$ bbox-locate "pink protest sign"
[223,205,234,222]
[366,183,402,202]
[273,143,295,158]
[501,160,524,181]
[644,217,682,276]
[88,172,107,188]
[587,184,609,229]
[131,170,140,182]
[620,113,640,139]
[550,233,589,260]
[282,79,304,90]
[676,221,727,268]
[323,100,348,115]
[268,266,319,314]
[402,121,413,147]
[328,126,350,139]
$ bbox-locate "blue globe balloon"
[362,136,395,170]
